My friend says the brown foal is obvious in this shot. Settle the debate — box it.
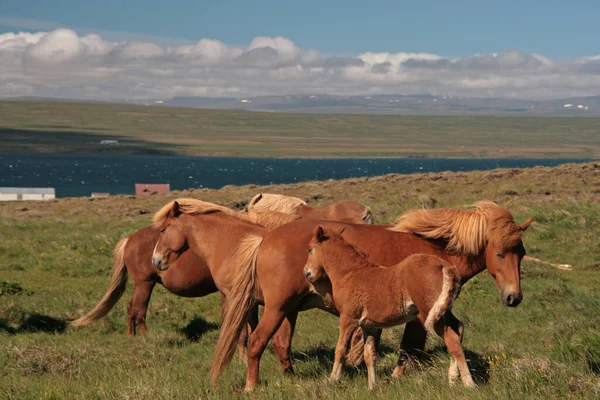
[304,226,474,389]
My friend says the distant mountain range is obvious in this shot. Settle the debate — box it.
[8,94,600,117]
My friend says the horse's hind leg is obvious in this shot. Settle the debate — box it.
[246,305,288,392]
[392,318,428,378]
[220,293,254,363]
[363,328,378,390]
[272,310,298,375]
[127,281,155,336]
[434,313,475,387]
[238,304,259,364]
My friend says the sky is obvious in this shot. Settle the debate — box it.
[1,0,600,101]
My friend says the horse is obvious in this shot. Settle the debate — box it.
[71,200,299,360]
[248,193,374,224]
[209,200,531,391]
[304,226,472,389]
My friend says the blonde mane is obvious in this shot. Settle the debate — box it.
[388,200,523,255]
[153,198,299,230]
[244,209,302,230]
[248,193,307,215]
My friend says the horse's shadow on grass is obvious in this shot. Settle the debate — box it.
[291,343,489,384]
[0,314,67,335]
[291,342,398,378]
[180,316,219,342]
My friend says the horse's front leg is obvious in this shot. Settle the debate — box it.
[245,305,288,392]
[330,314,358,382]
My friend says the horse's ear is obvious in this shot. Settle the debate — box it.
[171,201,182,218]
[315,226,328,242]
[519,217,533,231]
[250,193,262,207]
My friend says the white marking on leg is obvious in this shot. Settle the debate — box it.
[448,358,459,384]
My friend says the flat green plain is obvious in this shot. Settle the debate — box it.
[1,100,599,158]
[1,162,599,399]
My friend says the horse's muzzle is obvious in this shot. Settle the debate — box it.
[303,267,314,282]
[502,291,523,307]
[152,254,168,271]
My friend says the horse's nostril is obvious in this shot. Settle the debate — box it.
[506,294,515,306]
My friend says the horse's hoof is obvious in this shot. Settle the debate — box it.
[391,366,405,379]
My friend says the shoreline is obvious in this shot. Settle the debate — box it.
[1,152,598,161]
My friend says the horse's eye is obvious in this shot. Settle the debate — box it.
[160,228,166,234]
[307,248,313,254]
[496,252,505,259]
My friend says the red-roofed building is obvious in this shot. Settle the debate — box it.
[135,184,170,196]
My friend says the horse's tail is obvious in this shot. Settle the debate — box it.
[71,237,129,327]
[345,328,366,367]
[211,234,263,382]
[424,262,461,334]
[362,207,374,225]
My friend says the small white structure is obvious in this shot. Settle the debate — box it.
[240,99,251,103]
[0,187,55,201]
[577,105,584,109]
[100,140,119,145]
[564,104,573,108]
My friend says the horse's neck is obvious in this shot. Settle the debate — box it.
[449,252,487,283]
[296,204,313,217]
[185,215,262,262]
[323,246,375,281]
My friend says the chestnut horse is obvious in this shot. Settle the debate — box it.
[71,200,299,343]
[304,226,470,389]
[209,201,531,391]
[248,193,374,224]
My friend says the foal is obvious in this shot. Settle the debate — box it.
[303,226,475,389]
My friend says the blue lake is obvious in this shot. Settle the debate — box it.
[0,154,593,198]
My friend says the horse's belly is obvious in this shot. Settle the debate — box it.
[159,269,217,298]
[361,303,419,328]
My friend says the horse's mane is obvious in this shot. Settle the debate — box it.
[248,193,307,215]
[244,209,302,230]
[388,200,523,254]
[153,198,299,230]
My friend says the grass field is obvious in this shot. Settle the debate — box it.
[1,162,599,399]
[2,100,600,158]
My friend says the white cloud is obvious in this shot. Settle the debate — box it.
[1,29,600,100]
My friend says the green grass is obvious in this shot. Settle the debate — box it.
[1,100,600,158]
[1,162,599,399]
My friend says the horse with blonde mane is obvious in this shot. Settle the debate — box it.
[304,226,470,389]
[72,199,299,361]
[248,193,374,224]
[208,200,531,391]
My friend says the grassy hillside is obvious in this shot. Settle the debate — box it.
[2,100,600,158]
[0,162,599,399]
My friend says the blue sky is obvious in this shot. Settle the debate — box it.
[1,0,599,100]
[0,0,598,59]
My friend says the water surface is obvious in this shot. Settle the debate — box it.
[0,154,591,198]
